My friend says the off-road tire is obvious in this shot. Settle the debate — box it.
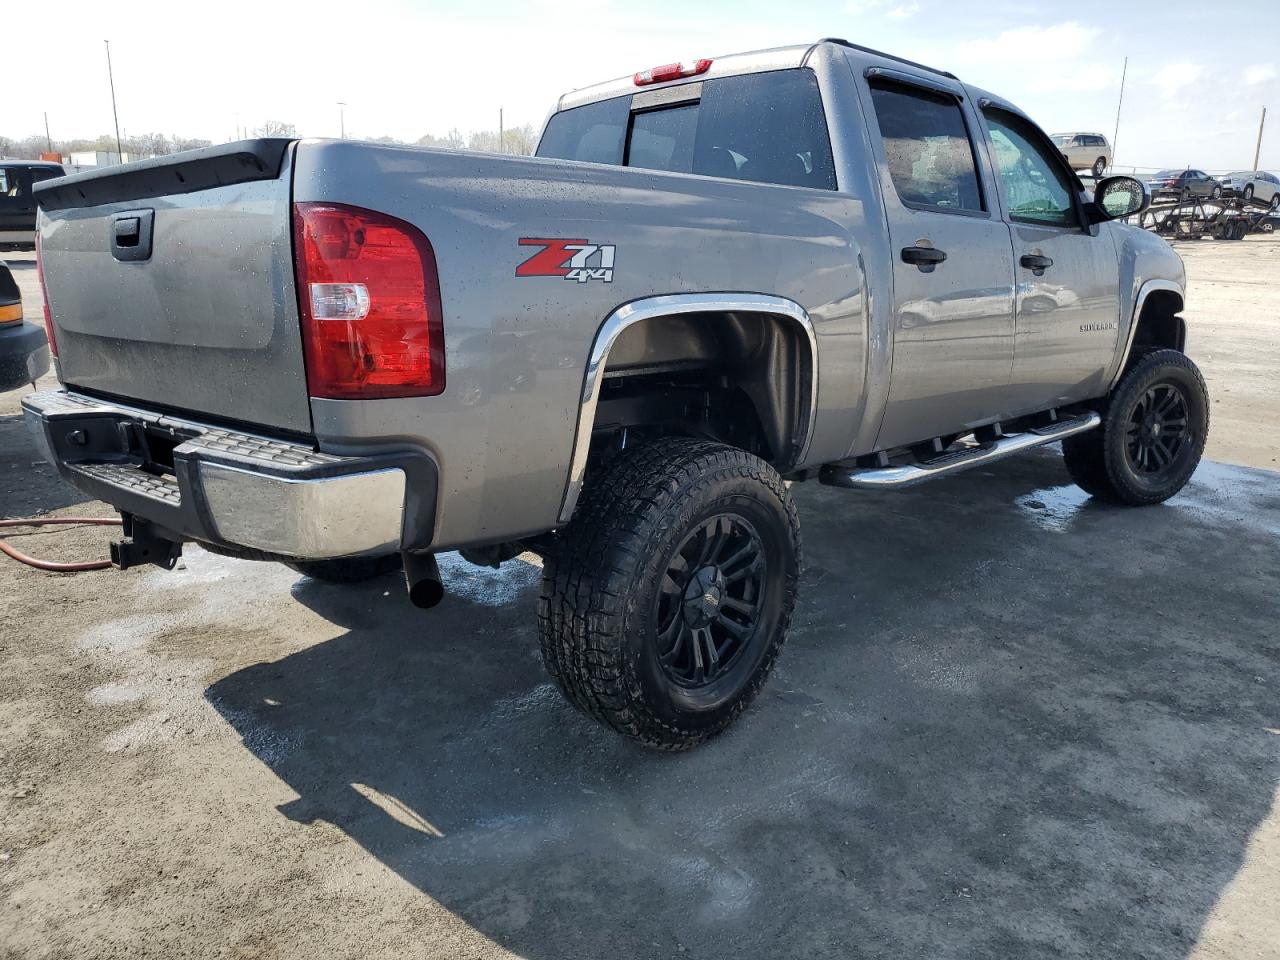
[285,554,402,583]
[1062,349,1208,505]
[538,438,801,750]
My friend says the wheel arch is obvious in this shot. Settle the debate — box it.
[1109,279,1186,390]
[557,293,818,524]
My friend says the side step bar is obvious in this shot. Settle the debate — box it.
[819,412,1101,490]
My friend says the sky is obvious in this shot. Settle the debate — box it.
[8,0,1279,173]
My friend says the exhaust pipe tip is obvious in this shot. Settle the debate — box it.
[403,551,444,609]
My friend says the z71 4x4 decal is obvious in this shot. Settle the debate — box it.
[516,238,616,283]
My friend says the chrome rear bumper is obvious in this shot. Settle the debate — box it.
[22,390,437,559]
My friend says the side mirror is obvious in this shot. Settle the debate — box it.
[1090,175,1149,222]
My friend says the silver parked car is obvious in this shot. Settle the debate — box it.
[26,39,1201,750]
[1050,132,1112,177]
[1219,170,1280,208]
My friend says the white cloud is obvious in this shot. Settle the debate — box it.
[1244,64,1277,86]
[845,0,919,20]
[1149,62,1204,95]
[955,22,1101,65]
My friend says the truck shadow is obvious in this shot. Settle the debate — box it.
[206,449,1280,959]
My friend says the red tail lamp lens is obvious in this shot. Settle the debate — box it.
[293,202,444,399]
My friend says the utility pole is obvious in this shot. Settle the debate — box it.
[338,102,347,138]
[1253,106,1267,171]
[44,112,53,153]
[105,40,123,162]
[499,107,504,153]
[1111,56,1128,167]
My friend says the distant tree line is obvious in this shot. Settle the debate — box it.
[1,121,538,160]
[0,132,214,160]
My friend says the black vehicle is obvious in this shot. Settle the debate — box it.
[1,160,66,250]
[1146,168,1223,202]
[0,260,50,391]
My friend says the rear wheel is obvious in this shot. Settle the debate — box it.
[285,553,402,583]
[1062,350,1208,505]
[1212,185,1223,199]
[1270,194,1279,211]
[538,438,800,750]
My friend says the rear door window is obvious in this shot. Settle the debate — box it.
[538,69,837,191]
[868,80,984,213]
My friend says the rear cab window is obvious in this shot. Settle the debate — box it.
[537,69,837,191]
[0,167,33,207]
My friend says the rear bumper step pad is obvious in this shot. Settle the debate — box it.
[22,389,438,559]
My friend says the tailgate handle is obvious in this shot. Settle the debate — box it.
[114,218,141,246]
[111,209,154,262]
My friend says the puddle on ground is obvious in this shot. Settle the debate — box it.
[1014,483,1092,532]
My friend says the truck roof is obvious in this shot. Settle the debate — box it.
[556,38,956,112]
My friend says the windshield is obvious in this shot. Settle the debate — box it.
[1153,170,1181,179]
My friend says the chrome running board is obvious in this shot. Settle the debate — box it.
[819,412,1101,490]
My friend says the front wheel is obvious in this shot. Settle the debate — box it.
[1062,349,1208,505]
[1243,184,1255,201]
[539,438,800,750]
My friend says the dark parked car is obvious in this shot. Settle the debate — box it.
[1,159,66,250]
[1147,169,1223,202]
[0,260,50,391]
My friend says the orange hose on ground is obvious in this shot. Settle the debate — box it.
[0,517,120,572]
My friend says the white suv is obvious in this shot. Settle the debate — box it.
[1051,133,1112,178]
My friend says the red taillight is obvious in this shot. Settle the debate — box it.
[634,58,712,86]
[293,202,444,399]
[34,231,57,357]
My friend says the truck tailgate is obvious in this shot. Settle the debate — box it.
[35,139,310,434]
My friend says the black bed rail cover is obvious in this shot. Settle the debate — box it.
[34,139,294,211]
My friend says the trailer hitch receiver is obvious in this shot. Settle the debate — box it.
[110,514,183,571]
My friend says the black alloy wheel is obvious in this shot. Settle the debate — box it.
[1062,349,1208,505]
[655,514,767,689]
[1124,382,1193,478]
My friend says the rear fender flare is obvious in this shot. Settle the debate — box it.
[557,293,818,525]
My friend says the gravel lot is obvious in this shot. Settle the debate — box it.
[1,238,1278,960]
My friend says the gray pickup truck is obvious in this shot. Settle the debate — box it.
[26,39,1205,750]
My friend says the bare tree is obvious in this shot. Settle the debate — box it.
[253,120,297,138]
[416,129,466,150]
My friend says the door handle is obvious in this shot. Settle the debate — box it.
[901,245,947,269]
[1020,253,1054,275]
